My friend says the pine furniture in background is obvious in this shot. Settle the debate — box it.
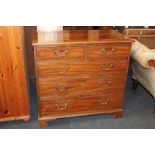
[0,26,30,122]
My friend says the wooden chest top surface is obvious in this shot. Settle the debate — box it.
[33,30,132,46]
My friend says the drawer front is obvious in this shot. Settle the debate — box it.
[38,76,125,97]
[37,60,128,77]
[39,94,123,117]
[87,44,130,59]
[35,46,85,60]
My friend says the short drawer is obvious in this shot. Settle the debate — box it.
[39,94,123,117]
[37,59,128,77]
[87,44,130,59]
[38,76,125,98]
[35,46,85,60]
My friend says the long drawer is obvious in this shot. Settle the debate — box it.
[35,46,85,60]
[87,43,130,59]
[38,76,125,98]
[37,59,128,77]
[40,93,123,117]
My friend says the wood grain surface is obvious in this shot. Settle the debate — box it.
[34,29,132,127]
[0,26,30,122]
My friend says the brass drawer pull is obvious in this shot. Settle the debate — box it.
[101,48,107,52]
[54,84,69,92]
[53,49,69,57]
[97,99,110,105]
[53,64,69,73]
[110,64,115,68]
[101,48,116,53]
[55,103,68,110]
[99,64,104,70]
[111,48,116,52]
[99,64,115,70]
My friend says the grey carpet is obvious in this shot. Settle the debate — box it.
[0,69,155,129]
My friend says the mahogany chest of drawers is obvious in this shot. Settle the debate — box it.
[33,30,132,127]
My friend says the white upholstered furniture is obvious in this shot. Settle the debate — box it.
[131,39,155,111]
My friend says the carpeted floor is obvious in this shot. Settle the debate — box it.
[0,69,155,129]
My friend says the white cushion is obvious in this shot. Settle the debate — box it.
[131,39,155,69]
